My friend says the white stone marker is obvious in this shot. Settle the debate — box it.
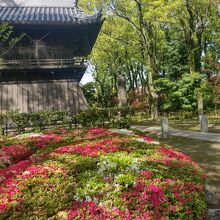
[161,117,169,138]
[200,115,209,133]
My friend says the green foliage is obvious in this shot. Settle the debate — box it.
[0,23,25,57]
[75,107,131,129]
[115,173,136,188]
[79,0,220,115]
[0,110,75,134]
[155,72,211,113]
[0,23,13,43]
[81,82,97,106]
[162,33,189,80]
[0,108,131,134]
[17,173,75,218]
[7,110,29,133]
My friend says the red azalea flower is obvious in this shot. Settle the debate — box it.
[138,134,154,143]
[0,161,67,213]
[140,170,153,179]
[30,134,62,148]
[157,146,191,161]
[1,145,32,163]
[54,138,129,156]
[87,128,119,137]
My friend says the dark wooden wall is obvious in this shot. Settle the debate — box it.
[1,27,93,61]
[0,80,88,113]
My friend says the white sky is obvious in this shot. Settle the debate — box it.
[81,65,94,85]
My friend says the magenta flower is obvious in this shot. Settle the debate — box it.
[0,145,31,165]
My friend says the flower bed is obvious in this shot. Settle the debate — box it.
[0,128,207,219]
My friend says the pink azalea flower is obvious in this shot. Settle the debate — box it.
[138,134,154,143]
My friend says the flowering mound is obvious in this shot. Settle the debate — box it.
[0,128,207,219]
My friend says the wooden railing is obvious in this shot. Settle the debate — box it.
[0,58,87,70]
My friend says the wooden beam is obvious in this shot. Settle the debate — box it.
[0,58,87,70]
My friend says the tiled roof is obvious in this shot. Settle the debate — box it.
[0,0,77,7]
[0,6,102,25]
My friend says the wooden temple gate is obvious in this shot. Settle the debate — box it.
[0,0,103,113]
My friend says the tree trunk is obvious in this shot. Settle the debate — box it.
[117,74,128,107]
[194,32,203,73]
[197,91,204,116]
[147,63,158,119]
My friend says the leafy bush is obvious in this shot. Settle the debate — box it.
[0,128,207,219]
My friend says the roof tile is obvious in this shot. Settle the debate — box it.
[0,7,102,25]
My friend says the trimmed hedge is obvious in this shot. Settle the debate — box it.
[0,107,131,134]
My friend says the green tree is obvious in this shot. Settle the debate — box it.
[79,0,220,114]
[0,22,25,57]
[81,82,97,106]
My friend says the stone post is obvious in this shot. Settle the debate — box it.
[161,117,169,138]
[200,115,209,133]
[117,74,127,107]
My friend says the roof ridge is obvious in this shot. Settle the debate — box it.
[0,0,77,8]
[0,6,80,8]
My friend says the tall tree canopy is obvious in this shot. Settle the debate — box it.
[80,0,220,116]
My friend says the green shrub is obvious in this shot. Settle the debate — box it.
[75,107,131,129]
[0,107,131,134]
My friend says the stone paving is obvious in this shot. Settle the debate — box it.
[131,125,220,143]
[206,209,220,220]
